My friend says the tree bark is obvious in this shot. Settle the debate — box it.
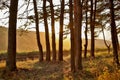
[43,0,51,61]
[74,0,83,70]
[6,0,18,71]
[49,0,57,61]
[69,0,75,72]
[84,0,88,58]
[109,0,120,65]
[58,0,65,61]
[90,0,95,58]
[33,0,44,62]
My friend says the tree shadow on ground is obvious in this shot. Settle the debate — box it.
[32,61,66,80]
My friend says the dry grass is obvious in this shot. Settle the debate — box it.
[0,60,69,80]
[0,50,120,80]
[0,27,111,53]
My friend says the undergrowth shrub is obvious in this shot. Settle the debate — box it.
[98,69,120,80]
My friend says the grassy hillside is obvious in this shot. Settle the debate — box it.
[0,27,111,52]
[0,27,8,52]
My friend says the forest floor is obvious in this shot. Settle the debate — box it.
[0,50,120,80]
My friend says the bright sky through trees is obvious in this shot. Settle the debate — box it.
[0,0,113,40]
[0,0,58,31]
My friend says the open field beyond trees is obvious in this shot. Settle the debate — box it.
[0,27,111,53]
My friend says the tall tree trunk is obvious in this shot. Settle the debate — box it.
[69,0,75,72]
[49,0,57,61]
[109,0,120,65]
[84,0,88,58]
[102,26,111,54]
[74,0,83,70]
[43,0,51,61]
[6,0,18,71]
[90,0,95,58]
[33,0,44,62]
[58,0,65,61]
